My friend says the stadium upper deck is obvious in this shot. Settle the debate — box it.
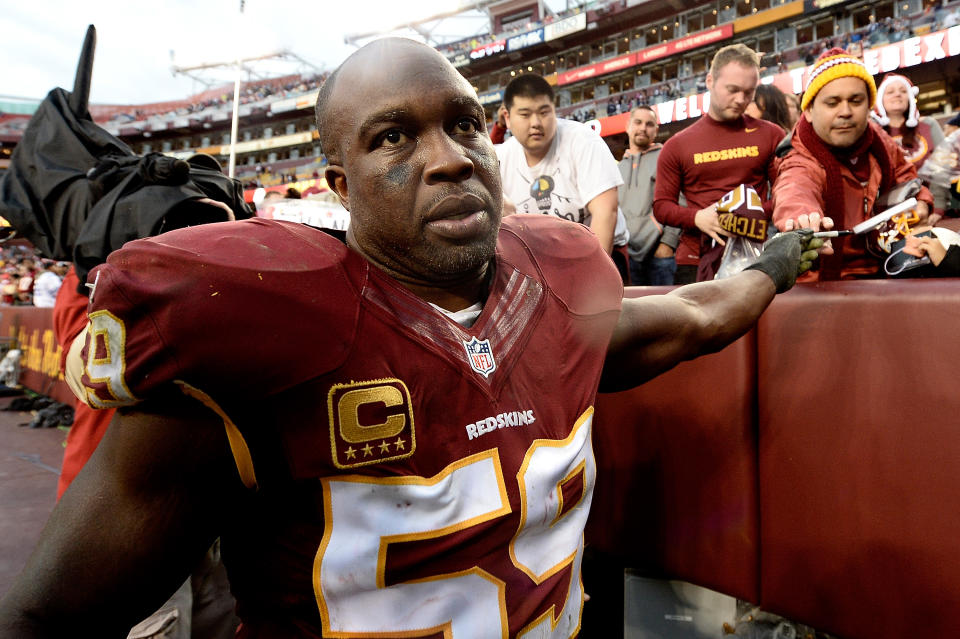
[2,0,959,192]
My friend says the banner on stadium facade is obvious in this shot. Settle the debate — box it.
[544,13,587,42]
[215,131,314,156]
[470,39,506,60]
[478,90,504,107]
[557,25,733,87]
[271,90,320,114]
[592,24,960,137]
[636,24,734,64]
[507,28,545,52]
[558,52,637,86]
[766,24,960,94]
[452,53,470,68]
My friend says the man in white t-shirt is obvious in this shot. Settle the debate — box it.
[32,260,68,307]
[496,73,622,255]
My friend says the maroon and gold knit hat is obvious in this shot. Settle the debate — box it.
[801,47,877,111]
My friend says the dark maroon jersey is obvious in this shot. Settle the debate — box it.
[80,215,622,638]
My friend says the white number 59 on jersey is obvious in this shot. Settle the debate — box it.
[82,310,138,409]
[314,410,596,638]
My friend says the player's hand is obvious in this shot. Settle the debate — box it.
[782,212,834,256]
[744,230,806,293]
[914,200,930,225]
[694,202,728,246]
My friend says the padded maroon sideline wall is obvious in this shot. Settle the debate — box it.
[589,285,760,603]
[757,280,960,638]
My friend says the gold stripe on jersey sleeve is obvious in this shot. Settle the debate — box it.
[175,380,258,491]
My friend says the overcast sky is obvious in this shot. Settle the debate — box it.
[2,0,487,105]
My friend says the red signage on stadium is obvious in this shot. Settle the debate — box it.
[636,24,734,64]
[558,52,637,86]
[591,93,710,137]
[557,25,734,87]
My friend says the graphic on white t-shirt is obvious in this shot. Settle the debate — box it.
[521,172,587,224]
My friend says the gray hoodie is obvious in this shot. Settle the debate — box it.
[617,144,680,260]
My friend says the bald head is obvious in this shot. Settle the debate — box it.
[313,36,500,294]
[316,38,471,164]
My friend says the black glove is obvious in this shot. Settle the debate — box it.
[745,229,818,293]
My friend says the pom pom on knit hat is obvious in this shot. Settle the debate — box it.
[801,47,877,111]
[872,73,919,128]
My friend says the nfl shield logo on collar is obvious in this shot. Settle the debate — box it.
[463,336,497,378]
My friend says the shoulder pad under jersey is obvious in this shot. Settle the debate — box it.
[497,214,623,317]
[80,218,361,408]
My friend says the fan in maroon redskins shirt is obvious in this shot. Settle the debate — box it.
[653,43,784,283]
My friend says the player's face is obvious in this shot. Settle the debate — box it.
[506,94,557,160]
[805,77,871,148]
[326,45,502,285]
[882,82,909,117]
[626,109,658,151]
[706,62,759,121]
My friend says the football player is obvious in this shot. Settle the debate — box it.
[0,39,812,638]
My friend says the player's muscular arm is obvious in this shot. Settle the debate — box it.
[586,187,618,254]
[0,393,245,638]
[599,269,776,392]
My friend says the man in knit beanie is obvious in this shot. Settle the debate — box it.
[772,48,933,280]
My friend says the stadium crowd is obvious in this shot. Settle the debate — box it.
[0,246,66,307]
[104,72,331,125]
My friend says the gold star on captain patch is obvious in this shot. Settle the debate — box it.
[362,443,374,457]
[379,440,391,453]
[344,446,356,460]
[394,437,406,450]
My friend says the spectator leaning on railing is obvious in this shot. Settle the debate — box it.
[772,48,934,280]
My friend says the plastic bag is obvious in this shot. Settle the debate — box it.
[712,184,769,279]
[715,236,765,279]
